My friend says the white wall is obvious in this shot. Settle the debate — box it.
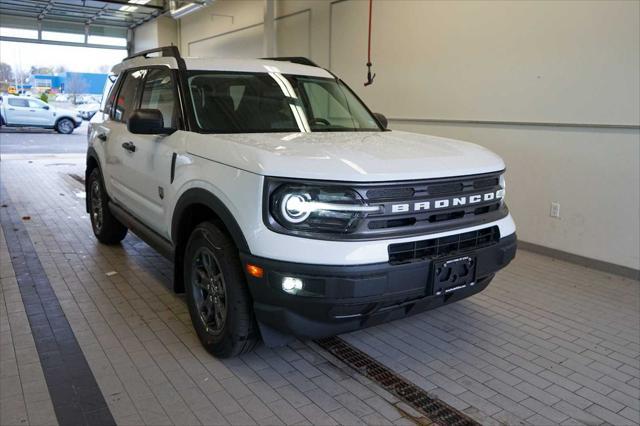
[166,0,640,270]
[133,17,178,53]
[329,0,639,126]
[133,19,157,53]
[178,0,312,59]
[179,0,265,56]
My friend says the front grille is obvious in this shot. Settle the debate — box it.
[352,170,507,238]
[388,226,500,264]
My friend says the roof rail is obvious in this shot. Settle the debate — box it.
[125,45,182,62]
[262,57,319,67]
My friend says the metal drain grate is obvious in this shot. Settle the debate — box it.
[315,336,480,426]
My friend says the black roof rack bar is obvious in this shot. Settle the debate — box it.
[262,57,319,67]
[125,45,182,62]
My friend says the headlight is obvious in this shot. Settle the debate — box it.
[267,181,381,235]
[498,173,506,200]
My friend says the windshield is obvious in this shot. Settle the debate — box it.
[187,71,381,133]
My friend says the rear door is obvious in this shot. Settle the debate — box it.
[4,98,31,124]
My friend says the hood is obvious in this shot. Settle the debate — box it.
[186,130,505,182]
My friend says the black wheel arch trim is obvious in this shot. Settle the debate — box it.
[171,188,250,253]
[85,147,103,213]
[171,188,249,294]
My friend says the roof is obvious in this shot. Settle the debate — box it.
[4,95,36,100]
[113,56,334,79]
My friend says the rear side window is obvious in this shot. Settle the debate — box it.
[112,69,146,123]
[140,68,177,128]
[8,98,28,107]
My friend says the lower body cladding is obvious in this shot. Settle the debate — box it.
[241,233,517,345]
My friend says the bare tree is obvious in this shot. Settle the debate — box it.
[30,66,54,75]
[64,74,88,104]
[0,62,12,83]
[13,68,30,87]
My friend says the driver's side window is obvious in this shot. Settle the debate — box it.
[140,68,177,128]
[112,69,147,123]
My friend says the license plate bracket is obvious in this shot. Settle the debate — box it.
[432,255,477,296]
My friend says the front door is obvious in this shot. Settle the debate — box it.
[103,69,148,216]
[27,99,54,126]
[120,68,182,235]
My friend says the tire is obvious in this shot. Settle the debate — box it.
[87,168,128,244]
[184,221,258,358]
[56,118,75,134]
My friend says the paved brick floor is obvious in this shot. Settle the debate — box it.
[0,154,638,426]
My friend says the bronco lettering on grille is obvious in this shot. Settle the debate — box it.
[390,189,504,214]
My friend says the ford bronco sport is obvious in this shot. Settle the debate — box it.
[86,47,516,358]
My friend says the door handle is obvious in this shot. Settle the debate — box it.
[97,133,107,141]
[122,141,136,153]
[8,108,15,111]
[29,109,36,112]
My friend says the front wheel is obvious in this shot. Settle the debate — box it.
[56,118,75,134]
[87,168,128,244]
[184,221,258,358]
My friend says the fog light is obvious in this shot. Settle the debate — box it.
[282,277,303,294]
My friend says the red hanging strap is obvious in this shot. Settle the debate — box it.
[365,0,375,86]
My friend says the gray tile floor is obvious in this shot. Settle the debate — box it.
[1,154,638,426]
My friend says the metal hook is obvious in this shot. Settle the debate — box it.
[365,62,376,86]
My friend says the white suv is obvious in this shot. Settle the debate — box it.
[86,47,516,357]
[0,95,82,133]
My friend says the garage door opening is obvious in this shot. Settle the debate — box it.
[0,40,126,153]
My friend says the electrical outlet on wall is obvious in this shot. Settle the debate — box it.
[550,202,561,218]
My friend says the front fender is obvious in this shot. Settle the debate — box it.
[171,187,249,252]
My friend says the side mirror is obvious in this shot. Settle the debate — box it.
[374,112,388,129]
[128,109,173,135]
[43,105,50,110]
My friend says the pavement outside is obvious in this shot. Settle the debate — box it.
[0,122,89,155]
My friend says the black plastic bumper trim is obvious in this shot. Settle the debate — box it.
[242,233,517,339]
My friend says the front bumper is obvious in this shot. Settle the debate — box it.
[241,233,517,340]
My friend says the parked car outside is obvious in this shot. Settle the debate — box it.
[0,95,82,133]
[77,102,101,120]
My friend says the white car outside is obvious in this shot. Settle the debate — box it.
[77,102,101,120]
[0,95,82,133]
